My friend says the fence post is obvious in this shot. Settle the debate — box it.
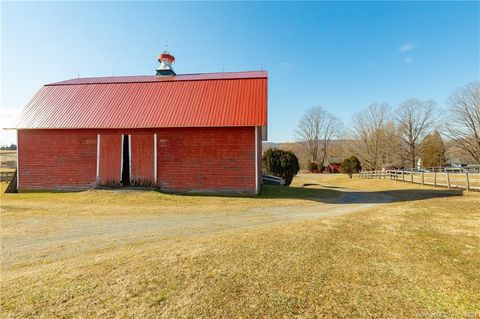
[410,171,414,183]
[466,172,470,191]
[446,172,451,189]
[434,172,437,187]
[402,171,405,182]
[421,172,424,185]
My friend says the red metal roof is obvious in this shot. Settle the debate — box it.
[15,71,267,129]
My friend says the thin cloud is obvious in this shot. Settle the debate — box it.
[404,56,414,63]
[399,42,417,53]
[279,62,291,69]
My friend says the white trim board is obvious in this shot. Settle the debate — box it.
[255,126,258,193]
[154,133,158,185]
[128,134,132,184]
[120,135,124,182]
[16,130,19,190]
[96,134,100,184]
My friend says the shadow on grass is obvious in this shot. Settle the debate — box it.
[299,183,345,189]
[5,182,462,206]
[258,185,463,204]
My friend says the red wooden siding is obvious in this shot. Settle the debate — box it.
[130,134,155,186]
[156,127,256,193]
[98,134,122,186]
[17,127,258,193]
[256,126,262,192]
[17,129,97,190]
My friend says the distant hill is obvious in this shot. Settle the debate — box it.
[263,138,478,169]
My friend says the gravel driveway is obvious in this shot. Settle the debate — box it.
[1,186,392,271]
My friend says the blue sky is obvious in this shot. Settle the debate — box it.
[1,1,479,144]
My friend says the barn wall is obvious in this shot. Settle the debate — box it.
[256,126,263,193]
[156,127,256,194]
[17,127,258,194]
[17,129,97,190]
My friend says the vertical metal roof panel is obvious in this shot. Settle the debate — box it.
[15,71,267,129]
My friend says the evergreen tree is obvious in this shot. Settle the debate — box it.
[340,156,362,178]
[419,131,446,168]
[262,149,300,186]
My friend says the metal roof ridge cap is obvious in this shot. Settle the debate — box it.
[44,70,267,85]
[44,76,268,86]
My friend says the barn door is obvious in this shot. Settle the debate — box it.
[129,133,156,187]
[97,134,122,187]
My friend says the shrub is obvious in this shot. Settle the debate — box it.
[318,162,325,173]
[340,156,362,178]
[307,161,319,172]
[262,149,300,186]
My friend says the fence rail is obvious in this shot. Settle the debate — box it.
[358,170,480,191]
[0,171,15,182]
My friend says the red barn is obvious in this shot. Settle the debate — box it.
[13,54,267,194]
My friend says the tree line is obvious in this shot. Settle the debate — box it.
[0,144,17,151]
[295,82,480,170]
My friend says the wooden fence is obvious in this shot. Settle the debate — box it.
[358,170,480,191]
[0,171,15,182]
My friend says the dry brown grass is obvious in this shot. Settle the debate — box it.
[0,150,16,172]
[1,174,479,318]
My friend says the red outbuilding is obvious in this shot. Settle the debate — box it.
[13,53,268,194]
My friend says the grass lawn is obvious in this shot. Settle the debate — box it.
[0,150,16,173]
[1,174,479,318]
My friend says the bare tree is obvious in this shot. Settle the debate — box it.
[350,103,390,170]
[295,106,343,167]
[381,121,405,168]
[395,98,437,169]
[445,82,480,163]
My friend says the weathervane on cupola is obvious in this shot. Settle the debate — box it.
[156,42,176,76]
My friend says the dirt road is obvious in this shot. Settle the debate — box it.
[1,186,393,271]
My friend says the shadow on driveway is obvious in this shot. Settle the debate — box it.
[257,185,463,204]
